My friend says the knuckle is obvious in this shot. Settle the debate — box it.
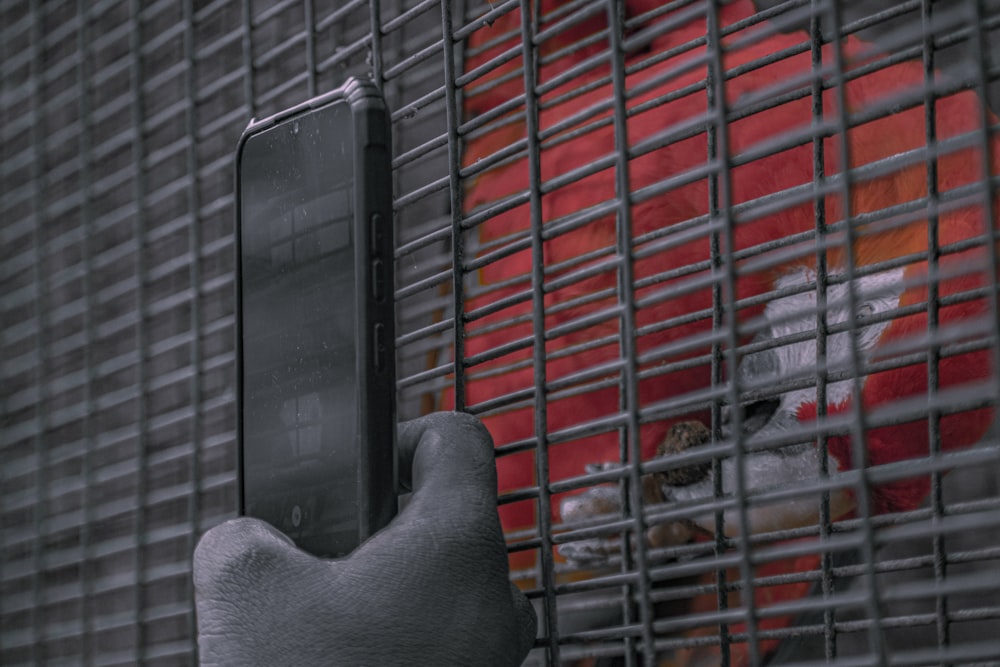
[439,410,495,448]
[193,518,295,595]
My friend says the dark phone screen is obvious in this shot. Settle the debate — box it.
[239,101,360,555]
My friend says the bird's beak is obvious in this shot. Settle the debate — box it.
[722,337,794,439]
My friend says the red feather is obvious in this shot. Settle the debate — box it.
[450,1,998,663]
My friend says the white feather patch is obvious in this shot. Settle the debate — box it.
[764,266,906,414]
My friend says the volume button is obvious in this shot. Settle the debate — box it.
[371,258,385,302]
[372,323,385,372]
[370,213,383,256]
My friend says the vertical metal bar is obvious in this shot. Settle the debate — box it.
[372,0,395,325]
[454,0,467,105]
[242,0,256,117]
[604,0,655,664]
[919,0,949,657]
[439,0,466,411]
[129,0,150,660]
[77,1,96,663]
[705,4,732,661]
[809,2,836,659]
[28,0,47,662]
[517,1,560,662]
[182,0,203,661]
[608,15,640,656]
[824,0,889,661]
[0,4,5,645]
[368,0,384,86]
[968,30,1000,667]
[305,0,317,98]
[704,2,759,664]
[971,0,1000,418]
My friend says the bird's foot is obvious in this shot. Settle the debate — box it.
[557,421,713,569]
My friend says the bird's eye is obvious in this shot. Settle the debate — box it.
[856,303,875,320]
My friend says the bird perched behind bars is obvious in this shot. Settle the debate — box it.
[450,1,999,664]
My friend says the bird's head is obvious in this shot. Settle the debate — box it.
[725,264,907,441]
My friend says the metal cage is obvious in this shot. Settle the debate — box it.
[2,0,1000,665]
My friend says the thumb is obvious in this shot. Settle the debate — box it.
[510,582,539,661]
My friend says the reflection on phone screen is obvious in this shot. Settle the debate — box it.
[239,101,361,556]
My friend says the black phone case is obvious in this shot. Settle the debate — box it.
[234,78,396,556]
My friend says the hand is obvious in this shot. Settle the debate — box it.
[193,412,537,666]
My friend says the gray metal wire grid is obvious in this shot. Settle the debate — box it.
[2,1,1000,666]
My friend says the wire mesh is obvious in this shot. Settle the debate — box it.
[2,1,1000,666]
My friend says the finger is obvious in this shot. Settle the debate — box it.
[510,582,539,663]
[347,411,506,584]
[396,411,499,515]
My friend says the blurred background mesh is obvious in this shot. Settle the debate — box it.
[2,1,1000,666]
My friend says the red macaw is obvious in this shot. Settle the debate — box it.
[448,1,998,664]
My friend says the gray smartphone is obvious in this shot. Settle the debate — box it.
[235,78,396,557]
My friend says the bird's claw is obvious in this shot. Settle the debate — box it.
[557,472,700,570]
[558,422,716,569]
[557,535,624,568]
[558,484,623,569]
[583,462,620,475]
